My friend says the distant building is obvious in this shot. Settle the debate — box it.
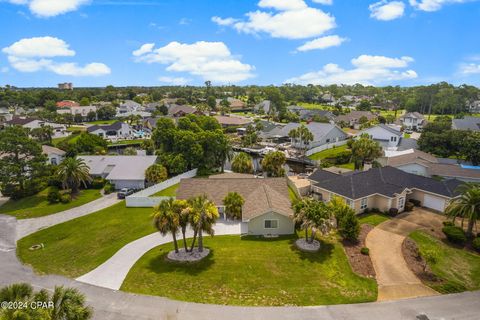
[56,100,79,108]
[452,116,480,132]
[213,115,252,128]
[398,112,426,131]
[87,122,133,139]
[57,106,97,120]
[58,83,73,90]
[4,117,69,138]
[216,97,246,111]
[335,111,376,129]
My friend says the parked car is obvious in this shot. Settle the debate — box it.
[117,188,135,199]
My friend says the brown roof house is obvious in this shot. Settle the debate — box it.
[177,175,294,236]
[336,111,377,129]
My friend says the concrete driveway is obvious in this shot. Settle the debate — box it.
[366,209,445,301]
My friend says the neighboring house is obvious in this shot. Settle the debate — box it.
[336,111,376,129]
[56,100,79,108]
[145,102,162,113]
[467,100,480,113]
[452,116,480,132]
[216,98,246,111]
[398,112,426,131]
[213,115,252,128]
[167,104,202,117]
[358,124,403,149]
[42,145,66,165]
[0,107,12,122]
[79,155,158,189]
[87,122,133,138]
[286,106,336,122]
[4,117,69,138]
[116,110,152,119]
[379,149,480,182]
[57,106,98,119]
[309,166,463,213]
[142,117,161,130]
[176,175,294,236]
[254,100,272,114]
[118,100,142,114]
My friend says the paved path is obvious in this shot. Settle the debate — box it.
[76,221,241,290]
[366,209,444,301]
[16,193,121,240]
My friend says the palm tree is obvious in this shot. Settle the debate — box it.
[231,152,254,174]
[445,183,480,237]
[223,192,244,220]
[56,157,92,195]
[351,133,383,170]
[293,198,333,244]
[289,125,314,160]
[187,195,219,252]
[153,198,181,253]
[50,286,92,320]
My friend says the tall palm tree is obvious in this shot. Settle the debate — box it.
[153,198,181,253]
[231,152,254,174]
[50,286,92,320]
[56,157,92,195]
[293,198,333,244]
[223,192,244,220]
[446,183,480,237]
[187,195,219,252]
[351,133,382,170]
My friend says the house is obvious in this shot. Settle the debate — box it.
[286,106,336,122]
[398,112,426,131]
[57,106,97,120]
[452,116,480,132]
[309,166,463,213]
[4,117,69,138]
[336,111,376,129]
[42,145,66,165]
[0,107,12,122]
[167,104,203,117]
[468,100,480,113]
[87,122,133,139]
[379,149,480,183]
[79,155,158,189]
[254,100,272,114]
[142,117,161,130]
[118,100,142,114]
[213,115,252,128]
[56,100,79,108]
[358,124,403,149]
[216,98,246,111]
[176,175,294,236]
[58,83,73,90]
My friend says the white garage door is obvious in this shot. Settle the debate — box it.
[423,194,446,212]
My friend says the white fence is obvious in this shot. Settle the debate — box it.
[305,140,348,157]
[125,169,197,208]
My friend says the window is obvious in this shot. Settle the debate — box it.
[390,136,397,142]
[51,158,57,165]
[264,220,278,229]
[326,138,330,143]
[345,198,354,209]
[360,198,368,210]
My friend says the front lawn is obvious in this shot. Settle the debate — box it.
[121,235,377,306]
[87,119,118,125]
[337,162,355,170]
[409,231,480,294]
[17,202,155,277]
[297,103,334,111]
[308,144,349,161]
[0,188,102,219]
[151,184,179,197]
[358,213,390,226]
[108,139,145,146]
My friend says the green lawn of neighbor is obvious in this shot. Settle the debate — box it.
[17,202,155,277]
[87,119,118,125]
[337,163,355,170]
[151,184,179,197]
[288,186,299,202]
[297,103,334,111]
[0,188,102,219]
[121,234,377,306]
[52,133,80,147]
[108,139,145,146]
[358,213,390,226]
[409,231,480,294]
[308,144,349,161]
[404,133,411,139]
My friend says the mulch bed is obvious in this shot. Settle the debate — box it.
[402,237,440,283]
[342,224,376,278]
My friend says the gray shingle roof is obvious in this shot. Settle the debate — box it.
[79,155,157,181]
[87,121,125,133]
[452,117,480,131]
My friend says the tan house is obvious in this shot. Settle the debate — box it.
[176,175,294,236]
[309,166,462,213]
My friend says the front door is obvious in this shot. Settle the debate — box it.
[398,197,405,212]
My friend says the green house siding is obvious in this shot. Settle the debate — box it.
[247,211,294,236]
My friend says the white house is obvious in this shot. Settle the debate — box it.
[5,117,69,138]
[57,106,97,120]
[358,124,402,149]
[42,145,66,165]
[398,112,426,131]
[87,122,133,139]
[118,100,142,115]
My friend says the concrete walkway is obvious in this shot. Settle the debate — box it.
[76,221,241,290]
[366,209,444,301]
[16,193,121,240]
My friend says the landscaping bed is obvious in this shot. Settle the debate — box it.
[402,237,439,283]
[121,235,377,306]
[342,224,376,278]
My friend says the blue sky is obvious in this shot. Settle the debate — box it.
[0,0,479,87]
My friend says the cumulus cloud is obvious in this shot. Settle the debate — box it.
[369,1,405,20]
[409,0,477,11]
[158,76,190,85]
[296,35,346,52]
[133,41,255,83]
[8,0,90,17]
[212,0,336,40]
[2,36,110,76]
[459,63,480,75]
[132,43,155,57]
[285,54,417,85]
[312,0,333,4]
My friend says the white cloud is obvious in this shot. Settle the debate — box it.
[211,16,239,26]
[212,0,336,40]
[158,76,190,85]
[312,0,333,4]
[133,41,255,83]
[409,0,477,11]
[296,35,346,52]
[285,54,418,85]
[132,43,155,57]
[3,36,110,76]
[459,63,480,75]
[369,1,405,20]
[8,0,90,17]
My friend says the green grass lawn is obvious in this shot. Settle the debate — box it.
[107,139,145,146]
[151,184,179,197]
[52,133,80,147]
[409,231,480,294]
[288,186,299,202]
[297,103,335,111]
[17,202,155,277]
[87,119,118,125]
[358,213,390,226]
[404,133,411,139]
[308,144,349,161]
[121,235,377,306]
[337,163,355,170]
[0,188,102,219]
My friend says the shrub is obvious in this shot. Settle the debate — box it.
[443,221,454,227]
[91,177,105,189]
[371,207,380,213]
[405,201,414,212]
[337,210,360,242]
[360,247,369,255]
[47,188,60,204]
[442,226,467,245]
[104,183,115,194]
[472,238,480,252]
[363,208,371,214]
[333,151,352,165]
[421,248,439,265]
[60,194,72,204]
[389,208,399,217]
[409,199,421,207]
